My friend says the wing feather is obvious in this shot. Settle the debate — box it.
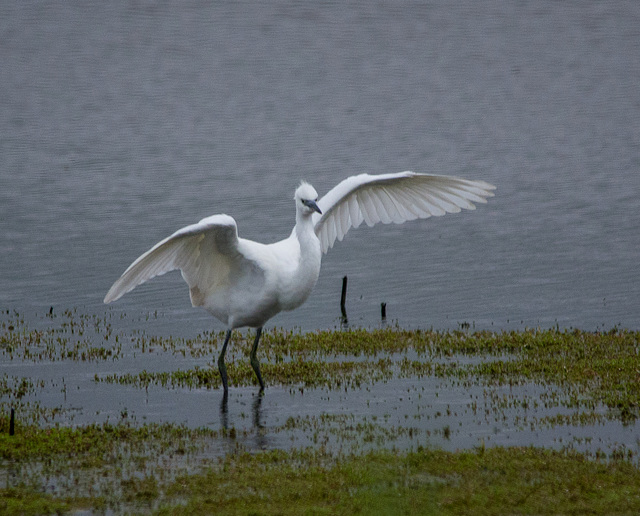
[392,187,425,219]
[364,188,386,226]
[348,195,363,228]
[337,202,349,239]
[104,214,249,305]
[424,189,460,214]
[313,172,495,253]
[359,188,382,225]
[327,211,337,248]
[375,188,398,224]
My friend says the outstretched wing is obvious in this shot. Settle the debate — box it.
[313,172,495,254]
[104,214,253,306]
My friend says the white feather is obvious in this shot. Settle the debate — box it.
[104,214,245,304]
[105,173,495,326]
[104,171,494,391]
[313,172,495,253]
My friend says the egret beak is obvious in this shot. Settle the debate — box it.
[303,199,322,214]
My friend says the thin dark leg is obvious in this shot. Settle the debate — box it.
[220,390,229,426]
[250,327,264,392]
[218,329,232,393]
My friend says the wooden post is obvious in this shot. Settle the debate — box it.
[9,408,15,436]
[340,276,348,319]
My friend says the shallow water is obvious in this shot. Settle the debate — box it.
[9,354,640,460]
[1,1,639,333]
[3,312,638,461]
[1,2,640,473]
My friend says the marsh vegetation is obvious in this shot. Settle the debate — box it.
[1,310,639,513]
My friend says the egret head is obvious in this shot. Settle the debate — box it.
[294,182,322,216]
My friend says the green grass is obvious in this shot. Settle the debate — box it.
[3,425,640,515]
[155,446,640,515]
[2,313,640,513]
[91,327,640,419]
[0,421,216,514]
[0,487,85,516]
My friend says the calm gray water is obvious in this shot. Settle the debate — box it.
[1,1,639,333]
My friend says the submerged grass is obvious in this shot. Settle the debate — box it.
[97,356,394,391]
[2,312,640,513]
[0,419,218,514]
[3,425,640,515]
[156,446,640,515]
[0,419,214,464]
[91,326,640,420]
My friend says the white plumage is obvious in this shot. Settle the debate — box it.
[313,172,494,253]
[104,171,495,393]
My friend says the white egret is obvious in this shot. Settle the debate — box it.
[104,172,495,392]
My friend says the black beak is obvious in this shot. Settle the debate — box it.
[303,199,322,214]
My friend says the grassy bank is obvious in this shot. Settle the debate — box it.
[2,423,640,515]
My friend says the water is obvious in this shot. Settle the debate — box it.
[1,1,639,333]
[4,315,639,459]
[1,2,640,463]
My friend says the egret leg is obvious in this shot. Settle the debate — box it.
[250,327,265,392]
[218,330,232,393]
